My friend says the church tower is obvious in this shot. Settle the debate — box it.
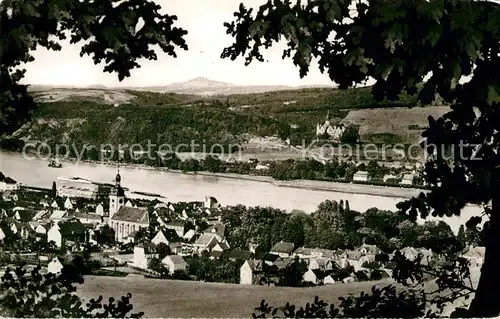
[109,165,125,220]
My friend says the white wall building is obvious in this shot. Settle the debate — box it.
[57,176,100,199]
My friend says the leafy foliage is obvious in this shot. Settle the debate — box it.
[223,0,500,316]
[0,262,143,317]
[0,0,188,134]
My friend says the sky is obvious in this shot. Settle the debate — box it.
[21,0,335,88]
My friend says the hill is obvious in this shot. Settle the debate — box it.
[28,76,333,96]
[10,80,441,155]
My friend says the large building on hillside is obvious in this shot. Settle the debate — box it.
[316,111,346,142]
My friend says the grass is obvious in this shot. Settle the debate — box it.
[78,275,393,317]
[342,106,449,144]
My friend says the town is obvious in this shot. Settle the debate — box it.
[0,169,483,289]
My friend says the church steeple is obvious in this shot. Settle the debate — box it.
[109,164,125,220]
[326,110,330,121]
[115,163,121,188]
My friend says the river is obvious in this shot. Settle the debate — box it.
[0,151,481,233]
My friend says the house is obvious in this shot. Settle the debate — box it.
[353,171,369,182]
[262,253,287,269]
[154,202,168,210]
[202,223,225,241]
[95,203,105,216]
[125,200,133,208]
[164,222,185,238]
[270,241,295,258]
[204,196,220,209]
[183,229,195,241]
[418,248,434,265]
[133,242,158,269]
[0,180,19,191]
[47,221,86,247]
[193,233,221,253]
[240,259,264,285]
[294,247,335,260]
[0,227,5,241]
[72,212,104,225]
[255,163,270,171]
[400,173,415,186]
[40,199,49,208]
[211,241,230,253]
[50,210,67,222]
[123,231,137,244]
[64,198,74,210]
[308,258,334,271]
[51,200,60,209]
[151,210,166,226]
[357,244,383,256]
[109,206,149,242]
[461,246,485,268]
[383,174,399,183]
[32,210,50,221]
[161,255,187,275]
[400,247,419,261]
[324,275,336,285]
[169,242,183,255]
[2,191,18,202]
[337,250,362,269]
[10,222,31,238]
[228,250,253,262]
[303,269,327,285]
[47,257,64,274]
[152,229,173,246]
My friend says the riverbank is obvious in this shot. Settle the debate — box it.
[52,156,425,199]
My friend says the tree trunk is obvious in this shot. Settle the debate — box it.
[468,172,500,317]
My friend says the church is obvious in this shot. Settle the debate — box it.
[108,168,149,242]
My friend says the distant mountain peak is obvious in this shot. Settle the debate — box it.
[165,76,235,90]
[188,76,211,82]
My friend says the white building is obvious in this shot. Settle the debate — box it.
[165,222,185,238]
[316,111,346,142]
[152,229,171,246]
[95,203,105,216]
[240,259,263,285]
[161,255,187,275]
[48,257,64,274]
[353,171,369,182]
[0,181,19,191]
[204,196,219,209]
[64,198,74,210]
[47,224,62,247]
[57,176,100,199]
[400,173,415,186]
[133,243,157,269]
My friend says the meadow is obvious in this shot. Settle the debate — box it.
[78,275,392,317]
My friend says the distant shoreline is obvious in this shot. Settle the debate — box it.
[0,150,423,199]
[50,157,424,199]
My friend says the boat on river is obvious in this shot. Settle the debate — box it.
[48,158,62,168]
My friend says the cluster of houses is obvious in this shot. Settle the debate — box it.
[0,170,487,283]
[0,170,226,275]
[240,242,485,286]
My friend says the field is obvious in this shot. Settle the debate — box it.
[77,276,392,317]
[342,106,449,144]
